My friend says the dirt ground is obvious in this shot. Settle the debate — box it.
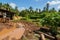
[0,22,25,40]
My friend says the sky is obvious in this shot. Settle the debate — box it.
[0,0,60,11]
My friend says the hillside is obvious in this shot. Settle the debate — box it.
[0,2,60,40]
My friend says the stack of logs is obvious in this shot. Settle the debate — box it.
[34,27,59,40]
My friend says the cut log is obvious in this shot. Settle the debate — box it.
[34,31,55,40]
[40,33,46,40]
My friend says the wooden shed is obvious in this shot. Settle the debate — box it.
[0,9,15,20]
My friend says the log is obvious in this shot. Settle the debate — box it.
[34,31,55,40]
[40,33,46,40]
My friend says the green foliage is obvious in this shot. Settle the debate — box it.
[39,12,60,35]
[40,12,60,27]
[20,17,27,20]
[14,6,20,16]
[19,4,60,35]
[0,2,20,16]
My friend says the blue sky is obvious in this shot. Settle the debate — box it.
[0,0,60,11]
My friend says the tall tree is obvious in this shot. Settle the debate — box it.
[36,8,38,12]
[46,3,49,11]
[49,8,56,13]
[43,7,46,12]
[58,9,60,12]
[52,8,56,12]
[29,6,33,12]
[39,9,41,13]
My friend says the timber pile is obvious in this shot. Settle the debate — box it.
[34,31,55,40]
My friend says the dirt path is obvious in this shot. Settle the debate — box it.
[0,23,25,40]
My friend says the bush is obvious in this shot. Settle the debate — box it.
[20,17,27,20]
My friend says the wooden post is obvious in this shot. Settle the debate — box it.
[3,12,6,23]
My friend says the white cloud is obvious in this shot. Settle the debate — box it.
[58,5,60,9]
[47,0,60,5]
[18,7,26,11]
[9,3,16,9]
[21,7,26,10]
